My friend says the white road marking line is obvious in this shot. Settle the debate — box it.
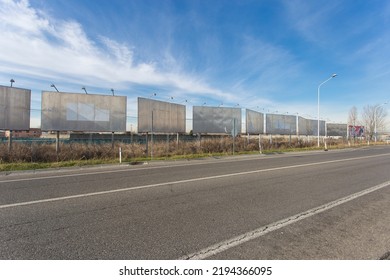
[0,151,315,183]
[181,180,390,260]
[0,156,276,183]
[0,153,389,209]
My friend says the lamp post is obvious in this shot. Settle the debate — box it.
[10,79,15,87]
[317,74,337,147]
[374,102,388,142]
[82,87,88,94]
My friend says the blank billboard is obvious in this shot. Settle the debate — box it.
[193,106,241,134]
[41,91,126,132]
[138,97,186,133]
[0,85,31,130]
[266,114,297,135]
[298,117,325,136]
[246,109,264,134]
[327,123,347,137]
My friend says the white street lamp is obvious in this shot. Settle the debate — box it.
[374,102,388,142]
[317,74,337,147]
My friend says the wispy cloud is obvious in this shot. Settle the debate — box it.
[0,0,237,101]
[3,0,387,130]
[281,0,341,45]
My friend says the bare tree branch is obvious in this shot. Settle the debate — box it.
[361,104,388,139]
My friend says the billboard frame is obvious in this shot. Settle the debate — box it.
[193,106,242,134]
[0,85,31,131]
[246,109,264,135]
[137,97,186,133]
[41,91,127,132]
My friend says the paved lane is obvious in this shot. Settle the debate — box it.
[0,146,389,259]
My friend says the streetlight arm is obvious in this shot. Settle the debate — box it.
[317,74,337,116]
[318,78,330,90]
[318,74,336,90]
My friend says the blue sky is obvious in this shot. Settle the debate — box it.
[0,0,389,131]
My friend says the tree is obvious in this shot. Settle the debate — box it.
[361,104,388,140]
[348,106,358,126]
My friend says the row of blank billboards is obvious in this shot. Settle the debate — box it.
[0,86,349,136]
[246,110,335,136]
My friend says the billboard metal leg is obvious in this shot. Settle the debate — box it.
[145,133,148,157]
[166,134,169,154]
[151,132,154,160]
[8,130,12,152]
[259,134,262,154]
[111,132,114,149]
[56,131,60,155]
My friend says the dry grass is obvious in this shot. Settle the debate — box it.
[0,136,371,167]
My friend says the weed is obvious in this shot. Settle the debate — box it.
[0,137,375,171]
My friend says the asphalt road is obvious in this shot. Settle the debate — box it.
[0,146,389,259]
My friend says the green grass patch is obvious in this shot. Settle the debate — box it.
[0,159,120,172]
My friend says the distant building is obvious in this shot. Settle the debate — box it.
[40,131,69,139]
[5,128,42,138]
